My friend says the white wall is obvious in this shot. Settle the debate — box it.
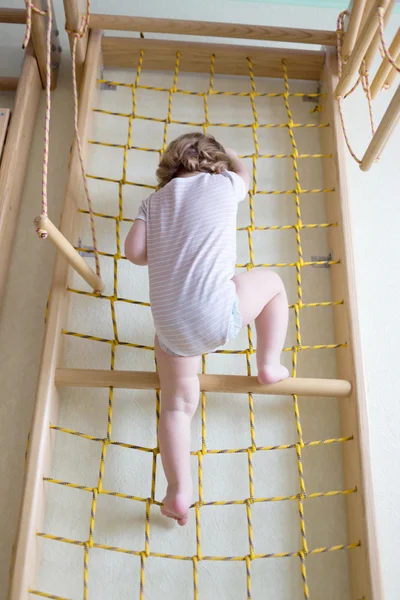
[0,1,399,598]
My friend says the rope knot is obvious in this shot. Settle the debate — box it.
[36,228,48,239]
[66,14,90,40]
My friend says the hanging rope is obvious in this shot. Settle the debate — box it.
[65,0,101,281]
[22,2,47,50]
[23,1,53,236]
[336,5,400,165]
[377,7,400,73]
[23,0,101,282]
[336,10,377,164]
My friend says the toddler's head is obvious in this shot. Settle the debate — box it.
[156,133,230,187]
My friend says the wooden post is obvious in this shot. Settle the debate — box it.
[0,109,11,159]
[370,27,400,97]
[64,0,89,88]
[34,215,104,292]
[335,0,390,98]
[8,31,102,600]
[360,82,400,170]
[320,48,382,599]
[342,0,368,60]
[30,0,61,90]
[363,0,396,72]
[0,43,41,318]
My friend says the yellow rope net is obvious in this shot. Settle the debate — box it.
[29,51,361,600]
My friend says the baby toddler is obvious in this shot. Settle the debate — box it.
[125,133,289,525]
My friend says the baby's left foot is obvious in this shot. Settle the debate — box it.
[161,484,191,526]
[258,364,289,385]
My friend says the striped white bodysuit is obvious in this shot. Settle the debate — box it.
[136,170,246,356]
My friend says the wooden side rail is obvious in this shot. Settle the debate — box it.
[8,31,103,600]
[55,368,352,397]
[0,43,41,317]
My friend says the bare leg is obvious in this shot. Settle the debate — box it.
[233,269,289,384]
[155,336,200,526]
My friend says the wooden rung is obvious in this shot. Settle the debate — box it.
[55,368,352,397]
[0,77,19,92]
[385,52,400,89]
[0,109,11,161]
[89,13,336,46]
[335,0,391,98]
[0,8,26,24]
[363,0,396,72]
[342,0,368,59]
[34,216,104,293]
[370,27,400,98]
[360,82,400,170]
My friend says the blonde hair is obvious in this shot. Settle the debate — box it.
[156,132,230,188]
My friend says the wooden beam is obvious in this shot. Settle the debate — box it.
[0,43,41,318]
[0,7,26,24]
[8,31,102,600]
[360,82,400,170]
[0,76,19,91]
[320,48,381,600]
[55,368,352,397]
[0,109,11,160]
[102,36,325,81]
[64,0,89,88]
[90,13,336,46]
[335,0,390,98]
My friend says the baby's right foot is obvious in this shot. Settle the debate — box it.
[258,364,289,385]
[161,484,191,526]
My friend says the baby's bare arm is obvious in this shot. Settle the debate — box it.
[225,148,250,192]
[125,220,148,266]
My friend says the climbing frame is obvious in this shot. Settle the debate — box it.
[9,8,380,600]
